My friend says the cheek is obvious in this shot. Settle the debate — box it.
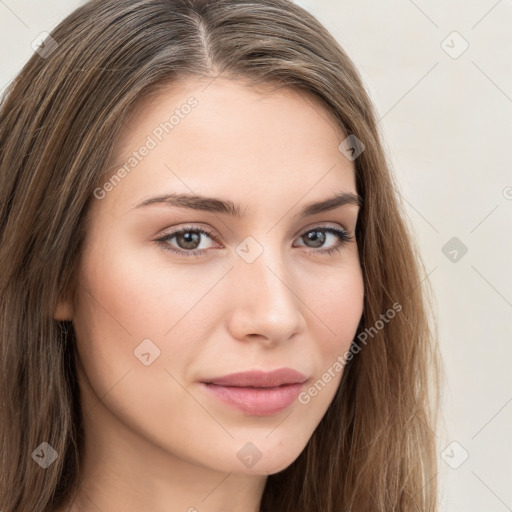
[286,256,364,411]
[71,243,222,453]
[305,258,364,350]
[307,263,363,390]
[71,238,229,396]
[75,233,216,337]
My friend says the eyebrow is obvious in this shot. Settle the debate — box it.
[129,190,362,219]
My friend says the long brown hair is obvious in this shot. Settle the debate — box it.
[0,0,440,510]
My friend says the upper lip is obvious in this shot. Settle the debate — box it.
[202,368,308,388]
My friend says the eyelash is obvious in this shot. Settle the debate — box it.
[154,224,354,258]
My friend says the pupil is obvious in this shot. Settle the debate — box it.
[306,230,325,248]
[179,231,199,249]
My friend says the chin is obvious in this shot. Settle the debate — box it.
[239,445,304,476]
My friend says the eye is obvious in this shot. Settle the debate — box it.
[155,225,218,258]
[154,224,354,258]
[294,226,354,256]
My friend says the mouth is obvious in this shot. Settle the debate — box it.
[200,382,306,416]
[199,368,309,416]
[202,368,308,388]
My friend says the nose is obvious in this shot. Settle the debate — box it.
[225,246,306,347]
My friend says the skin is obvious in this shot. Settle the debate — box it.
[53,77,365,512]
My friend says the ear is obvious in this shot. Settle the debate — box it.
[53,288,75,321]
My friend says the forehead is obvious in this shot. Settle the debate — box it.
[98,77,356,214]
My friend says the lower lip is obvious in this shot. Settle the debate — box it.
[200,382,304,416]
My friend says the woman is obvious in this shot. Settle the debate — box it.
[0,0,439,510]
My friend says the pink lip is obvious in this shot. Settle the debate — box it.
[200,368,308,416]
[203,368,308,387]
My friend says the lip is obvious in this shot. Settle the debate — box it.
[202,368,308,387]
[200,368,308,416]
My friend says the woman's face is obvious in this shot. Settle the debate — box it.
[58,78,364,477]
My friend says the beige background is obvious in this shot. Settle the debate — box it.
[1,0,511,510]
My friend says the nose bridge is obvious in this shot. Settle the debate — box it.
[226,236,305,343]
